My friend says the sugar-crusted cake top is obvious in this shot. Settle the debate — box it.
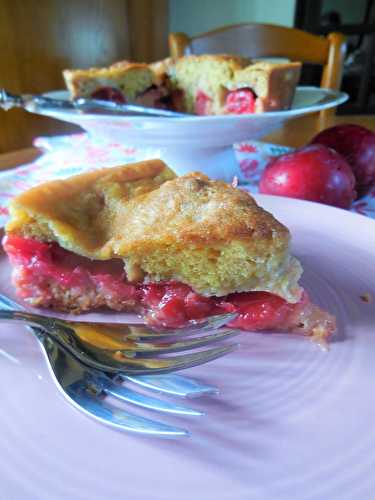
[6,160,302,301]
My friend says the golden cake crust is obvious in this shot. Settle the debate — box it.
[6,162,302,301]
[233,61,302,111]
[115,173,287,246]
[174,54,249,69]
[63,61,150,79]
[7,160,176,253]
[63,61,154,99]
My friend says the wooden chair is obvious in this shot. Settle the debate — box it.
[169,23,346,93]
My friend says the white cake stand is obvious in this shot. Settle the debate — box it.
[43,87,348,182]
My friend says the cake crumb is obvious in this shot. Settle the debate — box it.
[311,326,330,352]
[360,292,372,303]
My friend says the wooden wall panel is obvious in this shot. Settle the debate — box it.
[0,0,169,152]
[128,0,169,62]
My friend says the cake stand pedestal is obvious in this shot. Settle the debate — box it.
[40,87,349,181]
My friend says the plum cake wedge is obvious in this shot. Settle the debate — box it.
[3,159,335,341]
[169,54,301,115]
[63,60,170,108]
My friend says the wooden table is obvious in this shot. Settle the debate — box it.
[1,113,375,171]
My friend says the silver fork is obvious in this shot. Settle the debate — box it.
[0,295,238,437]
[0,301,239,375]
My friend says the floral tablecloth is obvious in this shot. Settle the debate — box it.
[0,133,374,227]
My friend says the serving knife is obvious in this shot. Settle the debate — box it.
[0,89,187,118]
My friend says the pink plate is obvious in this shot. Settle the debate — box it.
[0,194,375,500]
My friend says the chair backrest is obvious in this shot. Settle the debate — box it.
[169,23,346,91]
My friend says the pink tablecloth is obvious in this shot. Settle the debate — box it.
[0,133,373,227]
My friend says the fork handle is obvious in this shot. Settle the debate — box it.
[0,88,77,112]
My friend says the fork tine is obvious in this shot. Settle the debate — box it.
[67,386,189,437]
[58,332,239,375]
[119,328,239,355]
[37,327,191,437]
[102,380,203,416]
[126,313,237,340]
[114,343,239,375]
[123,374,219,397]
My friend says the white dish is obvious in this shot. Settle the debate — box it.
[0,194,374,500]
[41,87,348,181]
